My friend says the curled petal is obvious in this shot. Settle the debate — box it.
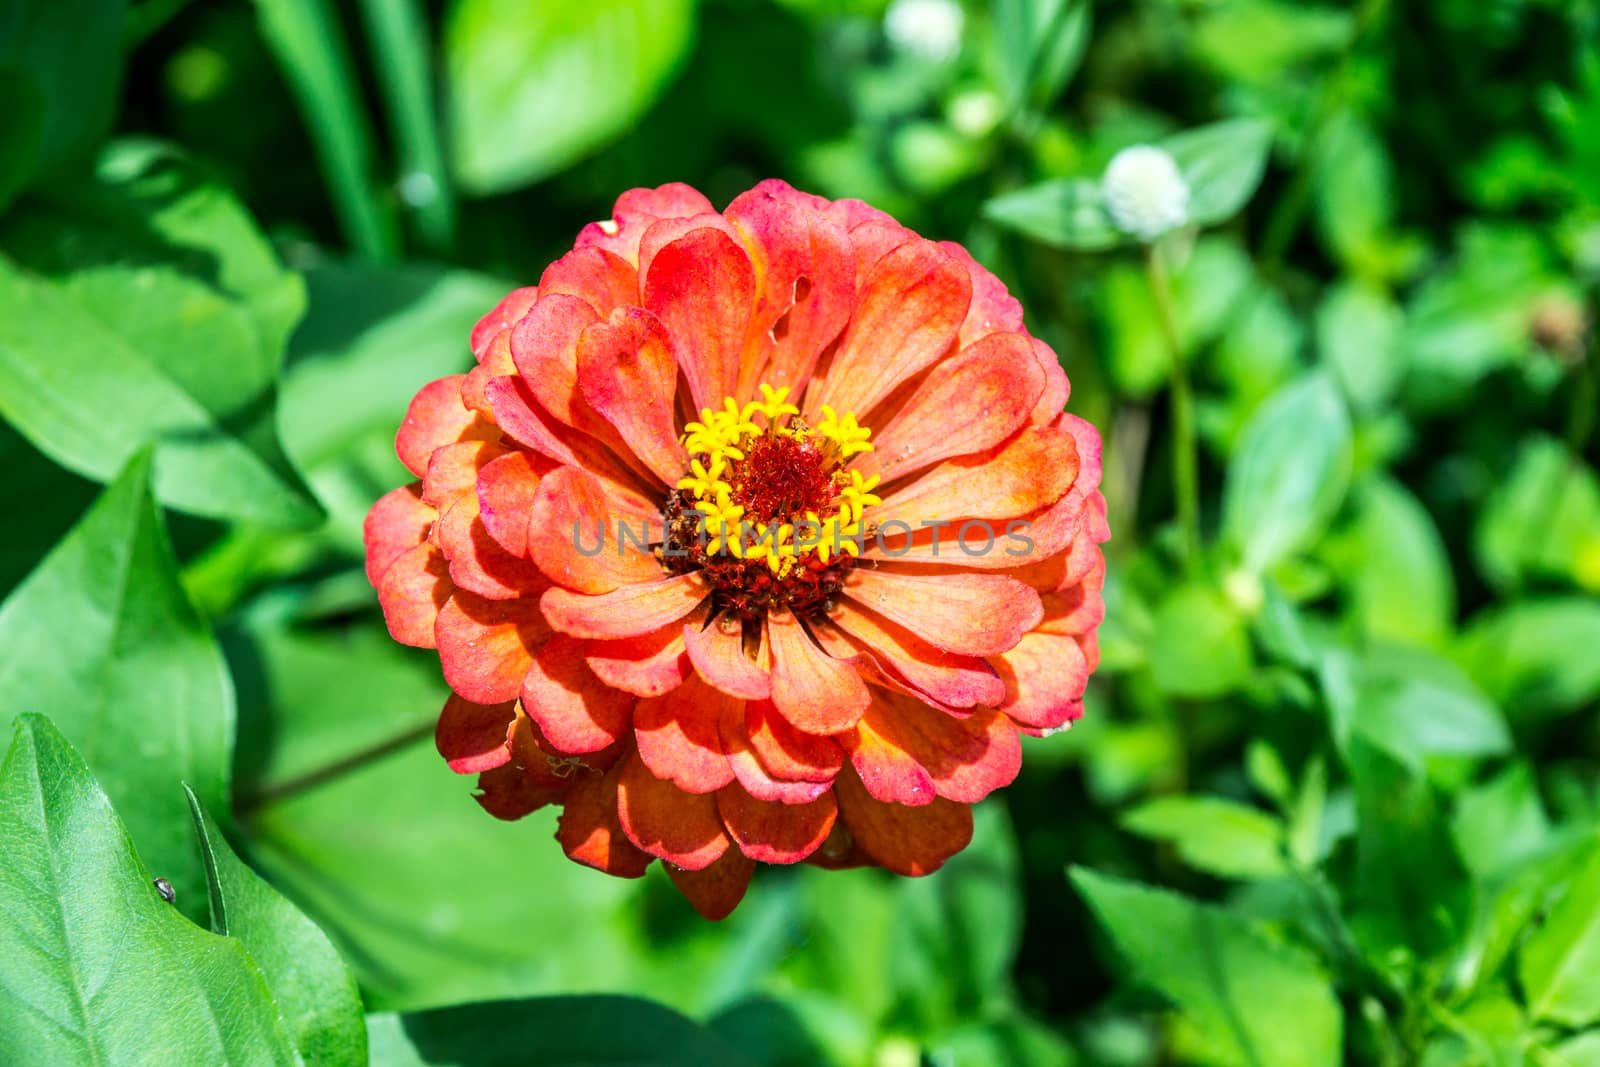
[843,569,1042,657]
[436,491,547,599]
[942,240,1024,346]
[541,573,709,641]
[717,785,837,864]
[577,307,687,487]
[824,604,1002,709]
[616,752,731,871]
[859,692,1022,804]
[558,763,654,877]
[665,847,755,921]
[527,466,663,594]
[719,699,835,805]
[537,246,638,317]
[522,634,633,754]
[378,542,452,648]
[1030,337,1070,424]
[845,694,937,806]
[993,631,1089,733]
[576,182,717,265]
[766,610,870,735]
[435,592,549,704]
[635,674,736,794]
[470,286,538,359]
[585,611,697,699]
[396,375,497,478]
[684,615,770,701]
[834,767,973,877]
[364,483,434,587]
[436,694,516,774]
[475,449,551,559]
[463,329,517,415]
[423,440,509,509]
[644,227,757,413]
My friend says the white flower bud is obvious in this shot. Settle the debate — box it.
[884,0,964,64]
[1102,145,1190,242]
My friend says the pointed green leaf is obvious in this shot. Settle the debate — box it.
[0,715,297,1065]
[188,787,367,1065]
[982,178,1121,251]
[1121,796,1288,880]
[1521,847,1600,1027]
[0,450,231,922]
[1071,867,1341,1067]
[1161,118,1273,228]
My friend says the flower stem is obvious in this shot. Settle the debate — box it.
[1146,242,1201,571]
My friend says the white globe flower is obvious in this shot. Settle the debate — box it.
[884,0,965,64]
[1102,145,1190,242]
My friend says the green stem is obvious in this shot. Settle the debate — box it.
[235,719,434,814]
[1146,243,1201,571]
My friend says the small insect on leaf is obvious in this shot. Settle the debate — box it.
[153,877,176,905]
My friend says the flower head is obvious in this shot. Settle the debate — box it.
[365,180,1108,918]
[1102,145,1190,242]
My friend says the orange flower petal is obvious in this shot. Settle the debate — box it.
[845,692,937,806]
[541,573,708,641]
[435,694,516,774]
[665,846,755,921]
[824,603,1004,709]
[635,674,736,794]
[766,609,870,735]
[475,450,550,559]
[396,375,497,478]
[463,329,517,415]
[470,285,538,359]
[863,332,1045,483]
[807,239,970,418]
[872,425,1079,529]
[577,307,687,487]
[644,226,757,413]
[508,294,601,430]
[537,245,638,317]
[718,700,835,805]
[864,488,1083,571]
[1030,337,1070,424]
[993,631,1089,733]
[684,614,771,701]
[843,569,1042,657]
[435,592,549,704]
[473,762,567,821]
[558,763,654,877]
[520,633,634,754]
[869,692,1022,804]
[834,767,973,877]
[741,699,844,784]
[364,483,434,587]
[527,465,664,594]
[1037,570,1106,637]
[436,491,547,599]
[423,439,509,509]
[585,612,696,699]
[378,542,452,648]
[943,240,1024,346]
[1059,412,1103,492]
[576,182,717,265]
[615,752,731,870]
[717,785,837,864]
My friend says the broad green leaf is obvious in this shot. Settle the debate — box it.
[1221,373,1352,572]
[1328,476,1455,648]
[368,995,751,1066]
[931,1011,1078,1067]
[0,0,127,198]
[1147,583,1253,700]
[1326,644,1509,769]
[1554,1031,1600,1067]
[0,421,98,598]
[982,178,1121,251]
[1456,597,1600,722]
[992,0,1090,110]
[1453,764,1550,882]
[1312,111,1399,279]
[1071,867,1342,1067]
[1349,741,1473,962]
[0,715,297,1064]
[1316,281,1404,414]
[1121,796,1288,880]
[1161,118,1273,228]
[1457,836,1592,1002]
[1521,848,1600,1027]
[187,787,367,1065]
[446,0,696,195]
[0,451,231,923]
[1191,1,1352,86]
[0,143,319,527]
[1476,436,1600,595]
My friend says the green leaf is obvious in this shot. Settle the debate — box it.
[1071,867,1342,1067]
[1521,847,1600,1027]
[0,0,127,198]
[1221,373,1352,572]
[992,0,1090,111]
[1147,583,1254,700]
[1121,796,1289,880]
[1328,476,1455,648]
[446,0,696,195]
[1476,435,1600,594]
[187,787,367,1065]
[982,178,1121,251]
[0,451,231,923]
[366,995,752,1066]
[0,143,320,527]
[1456,597,1600,722]
[1315,281,1404,414]
[1326,644,1510,769]
[1453,764,1550,882]
[1161,118,1273,228]
[1312,110,1399,278]
[0,715,297,1064]
[1348,740,1472,962]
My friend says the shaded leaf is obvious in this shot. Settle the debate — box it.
[982,178,1120,251]
[0,715,297,1064]
[1456,597,1600,722]
[1521,846,1600,1027]
[1148,583,1253,700]
[1122,796,1288,880]
[1162,118,1273,228]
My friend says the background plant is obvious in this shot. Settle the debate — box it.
[2,0,1600,1063]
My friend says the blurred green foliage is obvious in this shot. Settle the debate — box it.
[2,0,1600,1063]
